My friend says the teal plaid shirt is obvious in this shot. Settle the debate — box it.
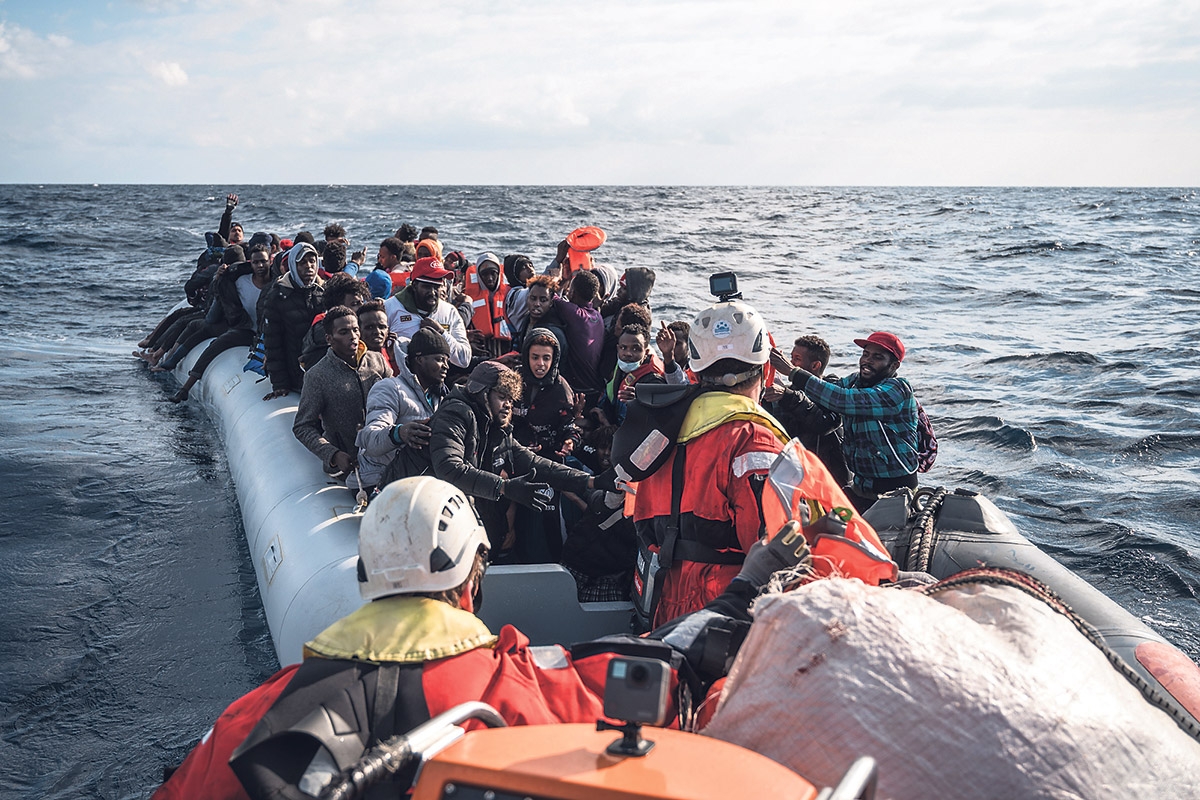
[796,371,918,490]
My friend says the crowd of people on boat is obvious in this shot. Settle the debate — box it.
[145,194,1200,800]
[134,192,936,611]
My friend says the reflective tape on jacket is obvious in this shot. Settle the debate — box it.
[762,439,897,585]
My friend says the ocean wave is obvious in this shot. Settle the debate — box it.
[977,240,1112,261]
[1118,433,1200,462]
[984,351,1101,367]
[938,415,1037,451]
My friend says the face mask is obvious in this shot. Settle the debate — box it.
[617,358,642,373]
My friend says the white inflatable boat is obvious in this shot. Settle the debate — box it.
[174,344,633,666]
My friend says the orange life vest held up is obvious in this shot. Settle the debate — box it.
[558,226,606,285]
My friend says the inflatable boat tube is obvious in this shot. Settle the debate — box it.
[865,487,1200,736]
[174,343,634,666]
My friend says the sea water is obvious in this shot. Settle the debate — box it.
[1,184,1197,798]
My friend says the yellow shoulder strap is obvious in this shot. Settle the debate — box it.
[678,392,789,444]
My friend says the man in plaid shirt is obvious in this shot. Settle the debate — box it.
[770,331,918,512]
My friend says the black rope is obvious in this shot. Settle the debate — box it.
[904,486,948,573]
[924,567,1200,743]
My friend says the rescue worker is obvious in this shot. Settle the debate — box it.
[629,298,792,628]
[151,476,814,799]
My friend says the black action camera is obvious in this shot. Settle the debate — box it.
[603,656,670,726]
[709,271,741,301]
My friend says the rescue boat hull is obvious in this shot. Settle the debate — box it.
[175,343,634,666]
[865,488,1200,735]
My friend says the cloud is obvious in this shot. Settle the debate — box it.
[148,60,188,86]
[0,20,71,79]
[0,0,1198,183]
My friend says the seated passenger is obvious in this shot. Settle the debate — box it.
[261,243,325,401]
[394,222,418,244]
[461,252,512,360]
[414,229,442,261]
[356,328,451,493]
[355,299,398,376]
[414,361,617,551]
[168,243,274,403]
[322,222,347,248]
[560,425,637,602]
[363,237,406,299]
[597,301,653,383]
[763,334,849,487]
[600,266,656,321]
[506,328,581,563]
[134,233,227,363]
[383,257,472,369]
[655,320,696,384]
[595,323,664,427]
[318,240,354,279]
[511,275,565,354]
[149,246,244,373]
[299,272,371,371]
[512,328,579,460]
[151,476,810,800]
[553,270,605,403]
[291,305,389,481]
[502,253,537,334]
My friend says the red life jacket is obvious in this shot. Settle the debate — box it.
[464,264,512,342]
[558,226,605,285]
[150,664,300,800]
[632,393,790,627]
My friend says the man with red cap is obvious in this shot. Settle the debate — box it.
[384,256,472,369]
[771,331,918,512]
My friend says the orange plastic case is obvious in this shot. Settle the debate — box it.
[412,723,816,800]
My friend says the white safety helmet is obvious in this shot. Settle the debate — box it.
[357,476,490,601]
[689,300,770,374]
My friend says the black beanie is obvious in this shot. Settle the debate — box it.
[408,327,451,358]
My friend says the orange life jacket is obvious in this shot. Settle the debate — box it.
[389,269,411,292]
[559,226,606,285]
[761,439,897,585]
[464,264,512,341]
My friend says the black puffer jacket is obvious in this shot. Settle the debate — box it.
[513,329,579,458]
[421,386,591,542]
[261,273,325,394]
[425,387,590,500]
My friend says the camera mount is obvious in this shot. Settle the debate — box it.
[596,718,656,757]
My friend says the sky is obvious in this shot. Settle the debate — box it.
[0,0,1198,185]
